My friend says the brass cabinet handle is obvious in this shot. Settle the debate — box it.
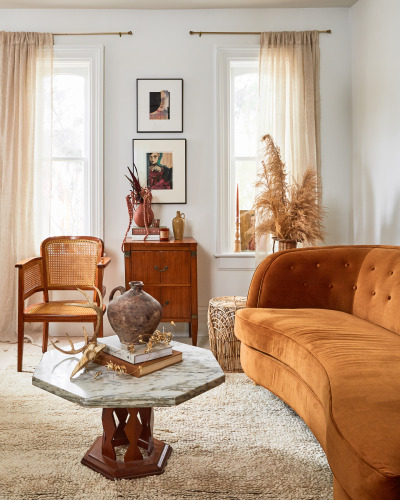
[162,301,169,308]
[154,265,168,272]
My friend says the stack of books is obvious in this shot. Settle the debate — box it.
[127,227,160,241]
[95,335,182,377]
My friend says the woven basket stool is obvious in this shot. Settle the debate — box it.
[207,296,247,372]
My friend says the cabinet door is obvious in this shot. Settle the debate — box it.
[160,286,191,320]
[160,251,190,284]
[130,251,162,285]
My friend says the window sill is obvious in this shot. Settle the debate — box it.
[214,252,255,270]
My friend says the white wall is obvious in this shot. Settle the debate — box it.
[2,8,351,335]
[350,0,400,245]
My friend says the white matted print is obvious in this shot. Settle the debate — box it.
[137,79,183,133]
[133,139,186,204]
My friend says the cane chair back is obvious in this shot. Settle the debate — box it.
[41,237,103,300]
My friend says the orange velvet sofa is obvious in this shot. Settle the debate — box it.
[235,245,400,500]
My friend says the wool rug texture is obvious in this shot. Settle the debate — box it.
[0,353,333,500]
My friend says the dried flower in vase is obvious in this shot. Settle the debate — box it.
[251,135,326,246]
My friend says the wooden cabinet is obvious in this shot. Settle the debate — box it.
[123,237,198,346]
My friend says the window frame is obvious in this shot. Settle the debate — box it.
[52,45,104,239]
[215,47,259,268]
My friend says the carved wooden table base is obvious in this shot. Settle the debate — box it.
[82,407,172,480]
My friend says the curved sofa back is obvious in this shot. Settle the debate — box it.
[247,245,400,334]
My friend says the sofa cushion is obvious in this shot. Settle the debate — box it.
[353,247,400,335]
[235,307,400,487]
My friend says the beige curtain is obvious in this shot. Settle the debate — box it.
[256,31,320,260]
[0,32,53,342]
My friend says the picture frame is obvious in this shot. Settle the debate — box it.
[132,139,187,204]
[137,79,183,133]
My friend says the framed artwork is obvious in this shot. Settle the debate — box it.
[137,79,183,133]
[240,210,256,251]
[132,139,187,204]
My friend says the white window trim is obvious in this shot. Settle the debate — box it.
[215,47,259,269]
[53,45,104,239]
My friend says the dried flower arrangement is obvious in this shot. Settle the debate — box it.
[251,134,326,246]
[122,164,153,250]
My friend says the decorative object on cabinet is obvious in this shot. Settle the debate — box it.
[107,281,162,345]
[132,139,187,204]
[123,165,154,249]
[172,211,185,240]
[251,134,326,248]
[15,236,110,372]
[159,227,170,241]
[123,238,198,346]
[137,78,183,133]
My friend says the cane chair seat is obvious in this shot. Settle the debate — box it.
[16,236,111,372]
[25,301,107,317]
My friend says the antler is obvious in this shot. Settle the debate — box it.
[51,286,103,355]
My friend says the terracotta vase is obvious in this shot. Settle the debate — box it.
[133,202,154,228]
[172,211,185,240]
[107,281,162,344]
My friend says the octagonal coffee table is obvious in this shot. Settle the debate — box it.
[32,341,225,480]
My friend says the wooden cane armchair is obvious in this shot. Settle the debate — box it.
[15,236,111,372]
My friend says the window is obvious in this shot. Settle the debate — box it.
[217,48,259,260]
[45,46,103,238]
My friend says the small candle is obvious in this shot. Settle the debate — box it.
[236,184,239,221]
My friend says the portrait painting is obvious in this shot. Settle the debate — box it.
[240,210,256,251]
[149,91,170,120]
[133,139,186,204]
[146,152,173,190]
[137,79,183,133]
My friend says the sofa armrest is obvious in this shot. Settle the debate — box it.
[247,245,374,313]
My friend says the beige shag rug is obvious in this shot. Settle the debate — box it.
[0,353,332,500]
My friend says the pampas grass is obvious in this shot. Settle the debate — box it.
[252,135,326,245]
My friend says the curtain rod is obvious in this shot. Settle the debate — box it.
[189,30,331,37]
[52,31,133,36]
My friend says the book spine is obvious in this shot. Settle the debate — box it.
[103,346,172,364]
[131,228,160,235]
[127,235,160,241]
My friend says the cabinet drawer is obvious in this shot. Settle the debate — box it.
[131,250,190,285]
[143,285,191,320]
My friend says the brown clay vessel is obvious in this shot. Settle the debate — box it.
[107,281,162,344]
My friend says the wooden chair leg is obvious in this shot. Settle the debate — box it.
[17,317,24,372]
[42,322,49,353]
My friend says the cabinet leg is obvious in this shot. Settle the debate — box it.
[189,319,198,346]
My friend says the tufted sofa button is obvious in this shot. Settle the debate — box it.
[316,263,321,268]
[388,296,392,300]
[303,282,308,287]
[353,285,357,291]
[290,265,295,270]
[371,266,376,271]
[345,263,350,268]
[389,271,394,275]
[371,291,376,296]
[328,284,333,289]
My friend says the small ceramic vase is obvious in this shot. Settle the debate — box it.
[107,281,162,344]
[172,211,185,240]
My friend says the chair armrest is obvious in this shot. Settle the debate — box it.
[15,256,42,269]
[97,256,111,269]
[15,256,44,301]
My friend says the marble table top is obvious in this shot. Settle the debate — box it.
[32,341,225,408]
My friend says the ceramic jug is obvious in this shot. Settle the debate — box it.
[107,281,162,344]
[172,211,185,240]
